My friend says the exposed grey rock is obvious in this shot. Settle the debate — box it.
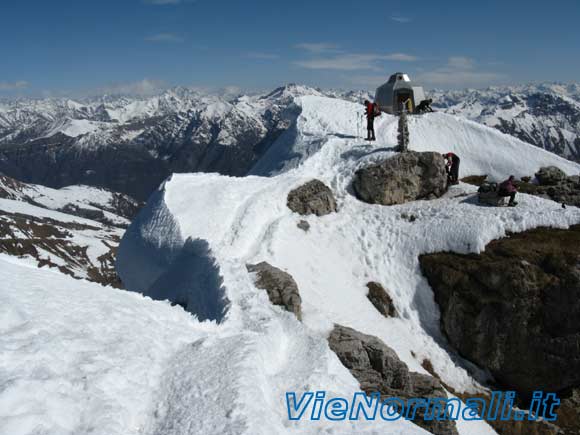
[247,262,302,320]
[556,387,580,434]
[420,225,580,401]
[59,203,106,222]
[328,324,458,435]
[535,166,568,185]
[366,282,397,317]
[287,179,337,216]
[353,151,448,205]
[516,167,580,207]
[297,220,310,232]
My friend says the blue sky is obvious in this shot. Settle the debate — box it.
[1,0,579,96]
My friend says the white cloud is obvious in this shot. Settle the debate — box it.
[245,52,280,60]
[294,52,417,71]
[0,81,29,91]
[145,33,184,43]
[294,42,341,54]
[384,53,418,62]
[96,79,167,96]
[447,56,476,70]
[417,56,506,88]
[391,15,412,23]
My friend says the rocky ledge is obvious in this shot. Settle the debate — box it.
[419,225,580,423]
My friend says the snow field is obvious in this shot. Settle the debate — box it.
[118,95,580,433]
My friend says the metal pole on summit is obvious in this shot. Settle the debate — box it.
[397,101,410,152]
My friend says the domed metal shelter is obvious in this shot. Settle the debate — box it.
[374,72,426,114]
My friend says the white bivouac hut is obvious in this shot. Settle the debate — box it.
[374,72,426,114]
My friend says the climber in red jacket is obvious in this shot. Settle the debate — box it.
[443,152,460,185]
[364,100,381,141]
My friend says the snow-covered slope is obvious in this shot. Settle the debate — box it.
[432,83,580,162]
[0,175,140,285]
[115,95,580,434]
[0,255,216,435]
[0,253,427,435]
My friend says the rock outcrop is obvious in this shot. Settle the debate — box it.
[366,282,397,317]
[516,166,580,207]
[557,388,580,434]
[328,324,458,435]
[287,179,337,216]
[419,225,580,401]
[353,151,448,205]
[247,262,302,320]
[535,166,568,185]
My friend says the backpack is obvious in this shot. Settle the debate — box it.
[478,182,498,194]
[373,102,381,117]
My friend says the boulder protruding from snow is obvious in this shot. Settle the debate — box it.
[297,220,310,232]
[328,324,458,435]
[247,262,302,321]
[535,166,567,185]
[366,282,397,317]
[353,151,448,205]
[520,166,580,207]
[286,179,337,216]
[420,225,580,400]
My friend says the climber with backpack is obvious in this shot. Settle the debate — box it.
[443,152,460,185]
[364,100,381,141]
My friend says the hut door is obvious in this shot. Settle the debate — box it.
[395,91,413,112]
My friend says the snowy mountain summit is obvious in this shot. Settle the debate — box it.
[2,92,580,435]
[116,95,579,434]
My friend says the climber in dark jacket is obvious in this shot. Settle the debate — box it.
[499,175,518,206]
[364,100,380,141]
[443,152,460,185]
[415,98,434,113]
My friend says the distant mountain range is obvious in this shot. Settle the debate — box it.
[1,82,578,200]
[431,82,580,162]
